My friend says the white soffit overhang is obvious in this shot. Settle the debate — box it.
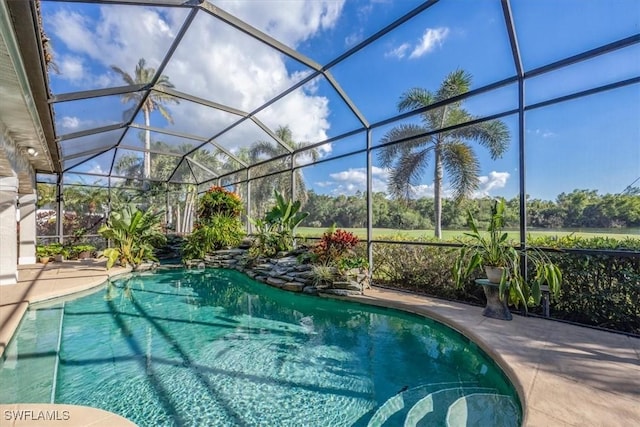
[0,0,54,179]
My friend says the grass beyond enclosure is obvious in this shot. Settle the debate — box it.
[297,227,640,241]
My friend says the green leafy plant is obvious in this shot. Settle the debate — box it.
[98,204,166,269]
[71,244,96,259]
[249,191,309,257]
[311,264,337,287]
[36,245,52,259]
[337,256,369,271]
[452,198,563,312]
[183,215,244,260]
[182,187,245,261]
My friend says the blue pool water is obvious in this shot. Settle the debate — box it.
[0,268,521,426]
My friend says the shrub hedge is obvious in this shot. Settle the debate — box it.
[371,235,640,335]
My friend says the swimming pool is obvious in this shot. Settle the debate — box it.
[0,268,521,426]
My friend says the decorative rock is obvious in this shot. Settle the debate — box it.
[214,248,246,256]
[266,277,286,287]
[281,282,305,292]
[332,281,363,291]
[202,247,366,297]
[303,286,318,295]
[320,289,361,297]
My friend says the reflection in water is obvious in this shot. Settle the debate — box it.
[0,268,520,426]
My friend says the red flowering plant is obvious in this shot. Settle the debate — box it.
[312,227,368,270]
[308,226,368,288]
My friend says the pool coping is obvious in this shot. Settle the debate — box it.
[1,263,639,427]
[0,404,136,426]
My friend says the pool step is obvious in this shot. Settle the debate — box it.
[368,383,519,427]
[404,387,496,427]
[367,382,477,427]
[446,393,520,427]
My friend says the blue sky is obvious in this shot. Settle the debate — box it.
[41,0,639,201]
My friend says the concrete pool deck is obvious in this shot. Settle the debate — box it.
[0,262,638,426]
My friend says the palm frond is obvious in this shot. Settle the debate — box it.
[452,119,510,160]
[249,140,281,163]
[442,141,480,202]
[111,65,136,86]
[388,148,431,200]
[377,123,432,167]
[156,104,175,125]
[397,87,435,112]
[442,107,473,129]
[436,69,471,102]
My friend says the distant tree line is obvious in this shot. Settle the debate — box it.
[302,189,640,230]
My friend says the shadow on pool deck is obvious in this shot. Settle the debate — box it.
[1,263,639,426]
[344,287,640,426]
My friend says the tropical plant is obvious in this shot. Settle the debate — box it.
[70,244,96,259]
[249,190,309,257]
[307,226,369,288]
[198,186,243,218]
[182,216,244,260]
[111,58,179,179]
[36,245,52,259]
[182,186,245,260]
[248,125,319,216]
[452,198,563,312]
[312,226,360,265]
[98,204,166,269]
[377,69,510,238]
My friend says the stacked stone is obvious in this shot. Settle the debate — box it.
[186,248,369,297]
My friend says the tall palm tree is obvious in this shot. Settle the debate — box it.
[248,125,319,216]
[111,58,179,179]
[378,70,510,238]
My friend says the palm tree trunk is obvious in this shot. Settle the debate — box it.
[434,145,443,239]
[183,190,193,233]
[176,204,182,234]
[144,107,151,179]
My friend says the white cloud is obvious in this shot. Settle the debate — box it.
[385,27,449,61]
[409,27,450,59]
[58,56,84,80]
[476,171,510,197]
[318,166,389,195]
[317,166,509,199]
[345,30,364,47]
[47,3,341,154]
[86,163,106,175]
[385,43,411,59]
[212,1,344,47]
[60,116,80,130]
[528,128,557,139]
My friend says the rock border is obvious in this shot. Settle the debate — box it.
[184,247,370,296]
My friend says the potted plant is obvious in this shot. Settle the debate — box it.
[47,243,68,262]
[73,244,96,259]
[36,245,51,264]
[452,198,563,313]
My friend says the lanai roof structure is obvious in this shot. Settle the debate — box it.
[3,0,637,191]
[0,0,638,283]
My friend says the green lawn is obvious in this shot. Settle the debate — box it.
[296,227,639,241]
